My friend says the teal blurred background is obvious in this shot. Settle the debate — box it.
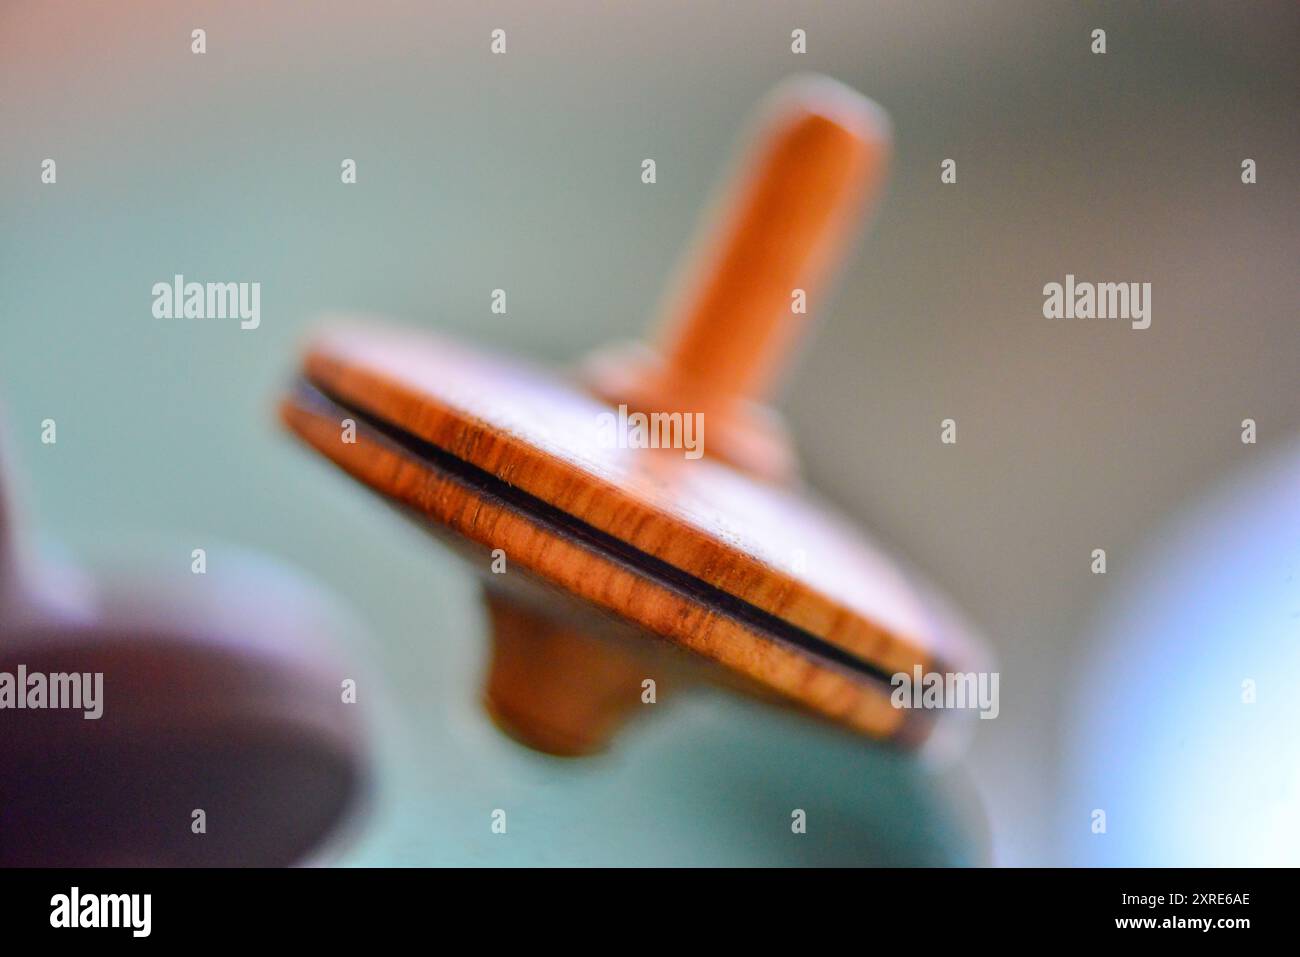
[2,1,1296,864]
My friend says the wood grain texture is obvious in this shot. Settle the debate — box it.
[279,77,983,751]
[280,325,978,745]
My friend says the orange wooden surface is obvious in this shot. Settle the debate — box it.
[280,327,977,746]
[280,77,980,753]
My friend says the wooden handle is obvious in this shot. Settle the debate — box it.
[653,76,891,409]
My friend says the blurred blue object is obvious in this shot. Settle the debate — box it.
[1064,440,1300,866]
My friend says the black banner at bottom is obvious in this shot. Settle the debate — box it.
[0,867,1277,943]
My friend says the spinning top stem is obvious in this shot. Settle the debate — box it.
[585,76,890,479]
[653,77,889,412]
[482,591,670,756]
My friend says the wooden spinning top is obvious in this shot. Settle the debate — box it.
[281,76,983,756]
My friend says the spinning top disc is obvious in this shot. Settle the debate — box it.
[280,75,984,753]
[283,328,978,747]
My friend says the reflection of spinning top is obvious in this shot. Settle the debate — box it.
[0,433,365,866]
[281,76,985,756]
